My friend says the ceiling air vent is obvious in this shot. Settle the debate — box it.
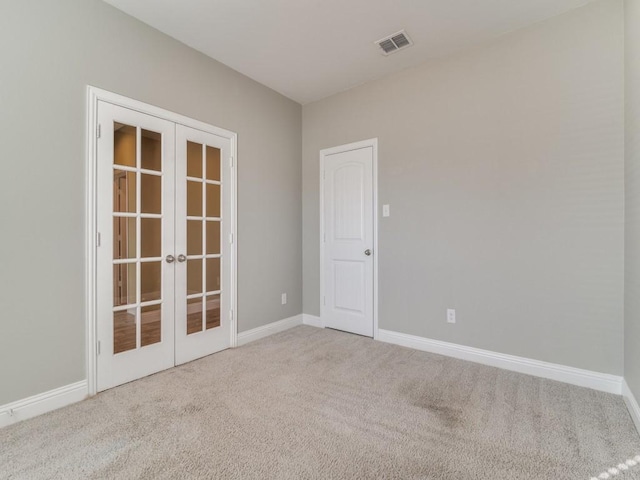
[375,30,413,56]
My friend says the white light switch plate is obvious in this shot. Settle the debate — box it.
[382,204,390,217]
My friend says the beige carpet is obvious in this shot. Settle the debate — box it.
[1,325,639,480]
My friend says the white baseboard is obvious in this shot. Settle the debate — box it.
[0,380,88,428]
[302,314,323,328]
[377,329,622,395]
[623,379,640,435]
[237,314,303,346]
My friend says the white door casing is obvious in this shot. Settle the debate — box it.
[320,139,377,337]
[88,87,237,395]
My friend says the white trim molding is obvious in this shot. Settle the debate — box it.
[623,380,640,435]
[237,315,303,347]
[377,329,622,395]
[0,381,88,428]
[302,314,323,328]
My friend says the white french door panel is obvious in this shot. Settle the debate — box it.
[322,146,374,337]
[174,125,232,365]
[96,101,176,392]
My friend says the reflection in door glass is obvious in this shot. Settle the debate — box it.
[187,259,203,295]
[205,146,220,181]
[141,262,161,302]
[113,171,136,213]
[113,310,136,354]
[141,304,161,347]
[206,258,221,293]
[141,129,161,171]
[114,123,136,167]
[113,217,136,260]
[206,183,221,218]
[141,174,161,214]
[206,221,220,254]
[187,141,203,178]
[140,218,161,258]
[187,221,203,256]
[206,294,220,330]
[187,297,203,335]
[113,263,136,306]
[187,181,202,217]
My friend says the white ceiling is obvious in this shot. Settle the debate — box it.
[103,0,594,104]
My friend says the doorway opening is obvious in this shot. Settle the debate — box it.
[86,87,237,395]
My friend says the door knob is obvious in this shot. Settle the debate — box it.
[177,254,187,263]
[166,255,175,263]
[364,249,372,256]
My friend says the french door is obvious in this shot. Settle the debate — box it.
[96,101,233,392]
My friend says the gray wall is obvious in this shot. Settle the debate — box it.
[625,0,640,400]
[302,0,625,374]
[0,0,302,405]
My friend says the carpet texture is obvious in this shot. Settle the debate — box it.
[1,325,639,479]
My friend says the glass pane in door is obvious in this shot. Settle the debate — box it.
[206,221,220,254]
[205,146,220,181]
[112,122,164,355]
[187,297,203,334]
[187,141,203,178]
[204,146,221,330]
[113,217,136,259]
[141,130,162,171]
[113,171,136,213]
[114,124,136,167]
[206,294,220,330]
[113,310,136,353]
[141,304,161,347]
[187,221,202,255]
[184,141,223,335]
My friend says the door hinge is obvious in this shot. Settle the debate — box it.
[97,340,101,355]
[230,156,234,167]
[323,232,326,243]
[323,296,326,306]
[229,233,234,244]
[97,124,101,139]
[96,232,101,247]
[230,309,234,321]
[323,170,326,180]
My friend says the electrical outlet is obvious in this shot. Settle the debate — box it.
[447,308,456,324]
[281,293,287,305]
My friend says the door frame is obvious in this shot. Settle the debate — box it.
[319,138,379,339]
[85,86,238,396]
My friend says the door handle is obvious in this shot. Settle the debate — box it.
[177,254,187,263]
[364,249,372,256]
[166,255,176,263]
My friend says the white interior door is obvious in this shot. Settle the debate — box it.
[96,100,234,391]
[97,101,176,391]
[321,143,375,337]
[174,125,232,365]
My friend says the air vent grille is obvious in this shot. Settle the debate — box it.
[375,30,413,55]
